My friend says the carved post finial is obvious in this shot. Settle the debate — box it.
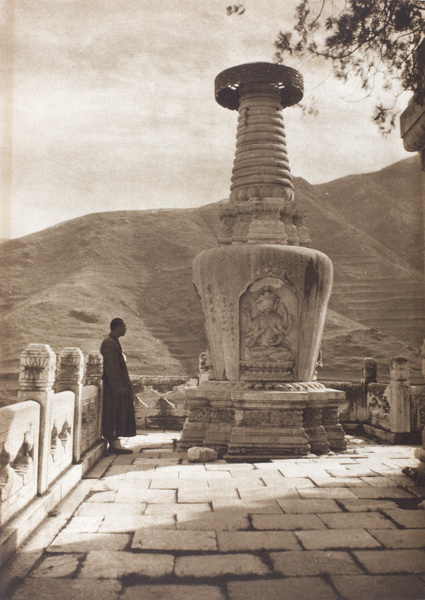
[390,356,409,382]
[56,348,84,392]
[84,351,103,386]
[362,357,377,385]
[19,344,56,392]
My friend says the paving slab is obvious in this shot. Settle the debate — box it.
[99,515,175,533]
[76,502,146,517]
[337,499,400,512]
[212,498,283,514]
[83,455,116,479]
[175,553,270,578]
[16,515,69,553]
[149,478,207,489]
[331,574,425,600]
[368,528,425,549]
[92,478,151,491]
[121,584,226,600]
[276,498,342,513]
[260,472,288,486]
[270,549,363,576]
[350,486,417,499]
[238,487,300,501]
[47,532,131,553]
[30,553,83,578]
[86,490,117,502]
[10,579,122,600]
[177,488,239,503]
[297,487,359,499]
[226,576,338,600]
[145,502,211,515]
[314,477,367,488]
[176,512,250,531]
[280,476,317,489]
[115,489,176,503]
[216,530,300,552]
[61,515,103,533]
[208,478,265,490]
[360,476,413,487]
[251,514,327,531]
[132,529,217,551]
[296,529,382,550]
[382,508,425,528]
[179,470,231,480]
[204,463,241,471]
[353,549,425,574]
[317,511,396,529]
[54,478,97,513]
[78,550,174,579]
[132,458,177,467]
[103,466,140,477]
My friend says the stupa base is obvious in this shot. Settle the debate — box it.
[179,381,347,458]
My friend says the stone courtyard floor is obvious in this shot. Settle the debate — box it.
[1,432,425,600]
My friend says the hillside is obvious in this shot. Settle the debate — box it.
[0,158,424,404]
[315,156,423,272]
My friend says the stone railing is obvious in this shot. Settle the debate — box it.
[132,375,194,430]
[0,343,105,565]
[0,401,40,528]
[324,357,425,444]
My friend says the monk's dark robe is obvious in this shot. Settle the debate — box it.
[100,334,136,441]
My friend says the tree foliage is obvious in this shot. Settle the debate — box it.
[228,1,425,133]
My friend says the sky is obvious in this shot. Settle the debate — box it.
[0,0,414,240]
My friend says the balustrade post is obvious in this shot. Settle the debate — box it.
[56,348,84,462]
[361,358,377,422]
[17,343,57,494]
[84,352,104,442]
[388,357,411,433]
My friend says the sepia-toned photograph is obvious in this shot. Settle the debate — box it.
[1,1,425,598]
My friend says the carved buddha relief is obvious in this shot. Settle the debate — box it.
[239,276,298,381]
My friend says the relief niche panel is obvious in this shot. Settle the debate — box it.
[240,276,298,381]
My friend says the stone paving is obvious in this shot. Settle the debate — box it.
[1,432,425,600]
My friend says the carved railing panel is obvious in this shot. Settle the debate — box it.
[80,385,101,456]
[0,401,39,527]
[45,391,74,490]
[367,383,390,430]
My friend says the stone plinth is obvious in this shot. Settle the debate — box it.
[180,381,345,458]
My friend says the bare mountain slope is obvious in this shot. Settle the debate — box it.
[315,155,423,272]
[296,176,424,350]
[1,159,424,404]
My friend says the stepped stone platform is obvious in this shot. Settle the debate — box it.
[1,432,425,600]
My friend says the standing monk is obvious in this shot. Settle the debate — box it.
[100,318,136,454]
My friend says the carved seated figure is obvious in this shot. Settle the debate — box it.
[241,288,294,363]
